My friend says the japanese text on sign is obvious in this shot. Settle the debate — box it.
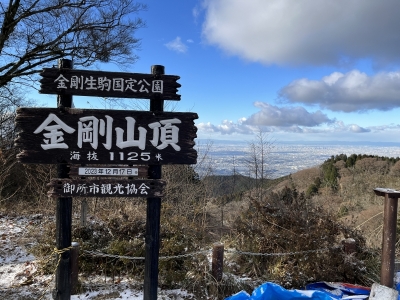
[15,108,198,165]
[33,113,181,162]
[54,74,163,94]
[63,182,150,195]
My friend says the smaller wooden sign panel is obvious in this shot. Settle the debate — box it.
[40,68,181,100]
[48,179,165,198]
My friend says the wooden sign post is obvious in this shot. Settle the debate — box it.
[54,58,73,300]
[144,65,164,300]
[373,188,400,288]
[15,61,197,300]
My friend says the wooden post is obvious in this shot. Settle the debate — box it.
[54,58,73,300]
[143,65,164,300]
[212,242,224,281]
[70,242,79,295]
[373,188,400,288]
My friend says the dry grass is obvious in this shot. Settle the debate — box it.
[2,155,397,298]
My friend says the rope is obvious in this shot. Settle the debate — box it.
[82,247,331,261]
[226,248,331,257]
[38,246,73,300]
[82,249,211,260]
[8,246,73,289]
[7,245,332,298]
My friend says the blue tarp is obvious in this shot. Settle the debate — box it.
[225,282,370,300]
[306,282,369,299]
[395,271,400,300]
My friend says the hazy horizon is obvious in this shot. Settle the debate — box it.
[195,139,400,178]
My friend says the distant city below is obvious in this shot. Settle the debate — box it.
[195,139,400,179]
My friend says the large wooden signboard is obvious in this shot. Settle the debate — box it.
[15,107,197,165]
[40,69,181,100]
[48,179,165,198]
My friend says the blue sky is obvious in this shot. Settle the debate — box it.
[39,0,400,143]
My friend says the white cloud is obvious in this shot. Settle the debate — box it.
[332,121,370,133]
[245,102,334,127]
[349,124,370,133]
[202,0,400,66]
[196,102,374,135]
[197,112,399,142]
[192,5,202,23]
[165,37,188,53]
[197,118,372,136]
[279,70,400,112]
[197,119,256,135]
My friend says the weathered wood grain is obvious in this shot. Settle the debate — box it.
[40,68,181,100]
[15,107,197,165]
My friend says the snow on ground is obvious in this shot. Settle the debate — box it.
[0,214,194,299]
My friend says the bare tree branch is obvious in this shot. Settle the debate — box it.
[0,0,146,88]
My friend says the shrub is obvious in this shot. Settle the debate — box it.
[229,187,379,288]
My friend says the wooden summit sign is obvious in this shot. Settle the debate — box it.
[40,68,181,100]
[15,107,197,165]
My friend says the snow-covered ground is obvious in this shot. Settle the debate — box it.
[3,213,390,299]
[0,214,194,299]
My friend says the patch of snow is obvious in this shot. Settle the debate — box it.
[0,214,194,299]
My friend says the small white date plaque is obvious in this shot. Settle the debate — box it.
[78,167,139,176]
